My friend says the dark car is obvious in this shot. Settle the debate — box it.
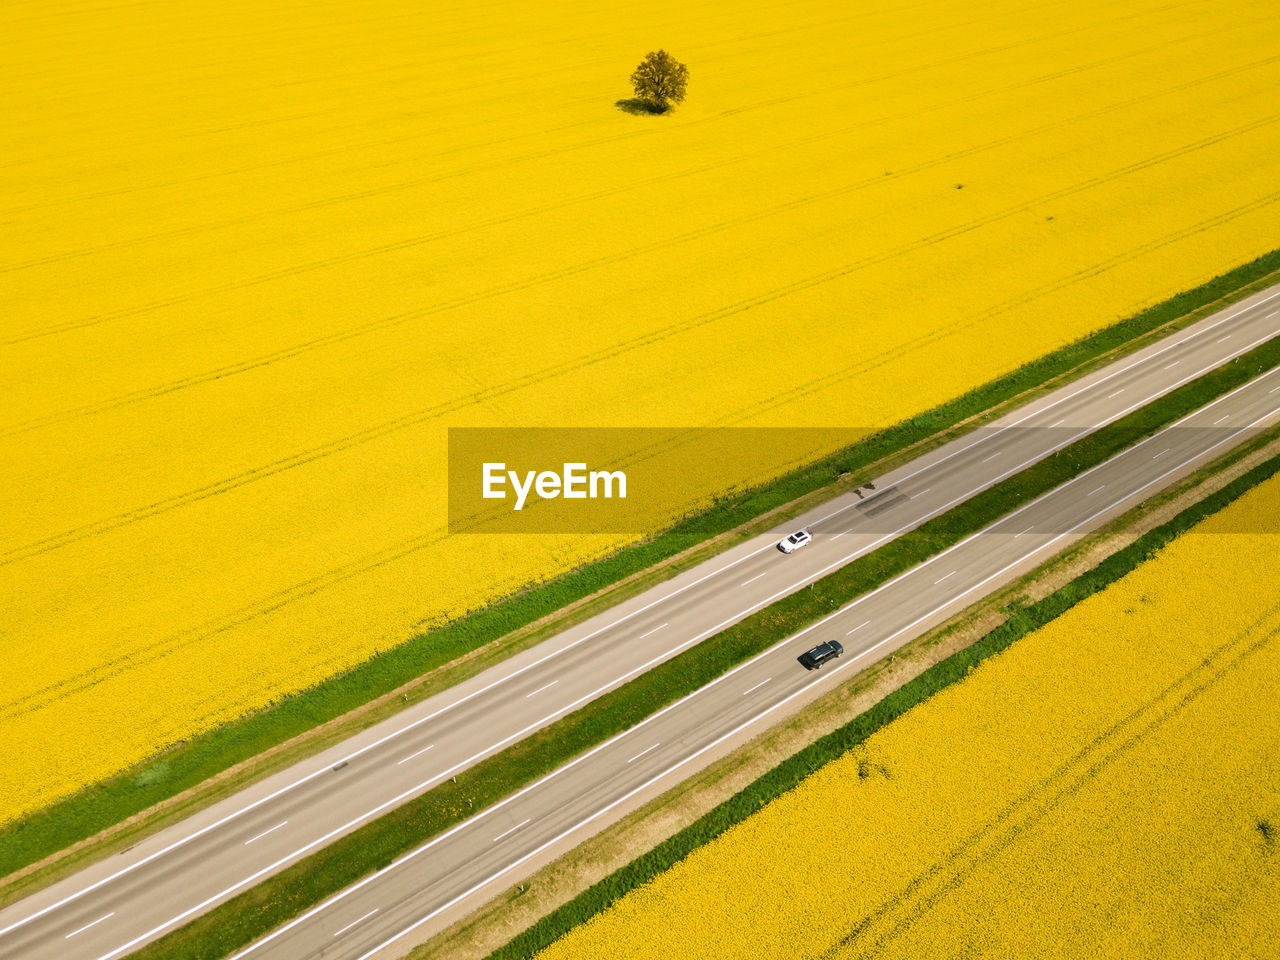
[798,639,843,670]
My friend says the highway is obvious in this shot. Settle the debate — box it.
[1,283,1278,960]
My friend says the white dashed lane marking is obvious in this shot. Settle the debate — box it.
[525,681,558,699]
[243,822,287,846]
[492,819,532,843]
[627,744,660,764]
[333,910,378,938]
[65,914,114,940]
[396,744,435,766]
[742,678,772,696]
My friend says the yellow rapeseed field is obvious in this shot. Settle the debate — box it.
[3,0,1280,822]
[535,473,1280,960]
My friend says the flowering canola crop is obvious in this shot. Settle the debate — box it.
[534,474,1280,960]
[3,0,1280,822]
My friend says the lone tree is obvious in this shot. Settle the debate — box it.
[630,50,688,112]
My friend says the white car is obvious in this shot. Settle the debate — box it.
[777,530,812,554]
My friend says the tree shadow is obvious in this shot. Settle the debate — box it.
[615,97,668,116]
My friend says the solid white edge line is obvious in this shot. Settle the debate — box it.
[226,396,1280,960]
[11,301,1276,945]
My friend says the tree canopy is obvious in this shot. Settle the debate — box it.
[630,50,688,112]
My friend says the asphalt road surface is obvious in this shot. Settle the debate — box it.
[2,283,1278,960]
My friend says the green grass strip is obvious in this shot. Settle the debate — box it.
[484,435,1280,960]
[131,332,1280,959]
[5,252,1279,880]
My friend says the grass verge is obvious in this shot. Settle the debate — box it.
[5,253,1279,893]
[482,435,1280,960]
[128,330,1280,959]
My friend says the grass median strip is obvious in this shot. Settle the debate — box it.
[129,332,1280,959]
[6,253,1280,890]
[482,438,1280,960]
